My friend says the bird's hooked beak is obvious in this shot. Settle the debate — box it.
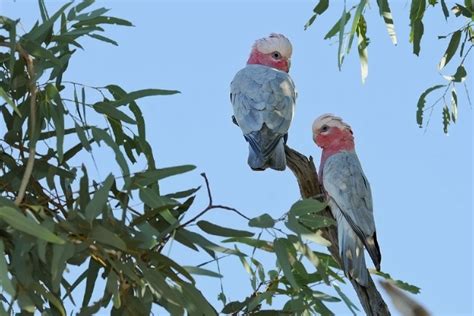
[286,58,291,72]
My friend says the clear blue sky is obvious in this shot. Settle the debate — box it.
[2,0,472,315]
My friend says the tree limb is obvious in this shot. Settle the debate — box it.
[285,145,390,316]
[0,41,39,206]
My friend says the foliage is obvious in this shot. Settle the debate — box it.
[0,1,418,315]
[305,0,473,134]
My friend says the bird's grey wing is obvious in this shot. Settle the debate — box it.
[323,152,375,235]
[323,152,381,268]
[230,65,296,135]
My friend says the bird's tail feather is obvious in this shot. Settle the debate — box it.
[339,223,369,286]
[365,232,381,271]
[245,125,286,171]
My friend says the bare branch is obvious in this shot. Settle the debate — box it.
[14,44,38,206]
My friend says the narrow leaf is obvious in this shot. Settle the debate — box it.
[183,266,222,278]
[324,11,351,40]
[442,104,450,133]
[85,174,114,221]
[0,206,64,244]
[274,238,299,290]
[90,225,127,251]
[376,0,397,44]
[372,270,421,294]
[0,240,15,296]
[444,65,467,82]
[416,84,446,127]
[451,88,458,122]
[439,30,462,69]
[347,0,367,54]
[102,87,180,107]
[334,283,359,315]
[94,102,136,124]
[357,15,369,83]
[289,199,326,217]
[248,213,275,228]
[0,86,21,117]
[197,220,254,238]
[440,0,450,19]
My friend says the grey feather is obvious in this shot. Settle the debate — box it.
[323,151,381,284]
[230,64,296,170]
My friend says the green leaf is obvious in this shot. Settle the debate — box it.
[87,33,118,46]
[85,174,114,221]
[130,165,196,189]
[222,237,273,252]
[416,84,446,127]
[182,266,222,278]
[338,7,349,69]
[0,206,65,244]
[372,270,421,294]
[75,123,92,151]
[451,88,458,122]
[274,238,299,290]
[324,11,351,40]
[248,213,275,228]
[73,16,133,28]
[439,30,462,69]
[440,0,450,19]
[299,214,336,229]
[90,225,127,251]
[139,187,178,209]
[82,258,101,307]
[444,65,467,82]
[178,282,217,315]
[91,127,130,179]
[304,0,329,30]
[289,199,326,216]
[197,220,254,238]
[25,2,73,43]
[38,0,50,22]
[21,38,61,66]
[333,283,359,315]
[357,15,369,83]
[376,0,397,45]
[304,15,317,31]
[442,104,450,134]
[49,99,65,162]
[179,229,243,256]
[102,86,180,107]
[0,86,21,117]
[347,0,367,55]
[93,102,136,124]
[412,20,424,56]
[0,240,15,296]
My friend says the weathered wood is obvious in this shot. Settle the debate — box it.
[285,145,390,316]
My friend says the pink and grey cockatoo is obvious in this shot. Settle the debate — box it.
[230,34,296,171]
[312,114,381,286]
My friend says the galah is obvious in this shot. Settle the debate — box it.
[230,33,296,171]
[312,114,381,286]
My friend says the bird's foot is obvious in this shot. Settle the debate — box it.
[231,115,239,127]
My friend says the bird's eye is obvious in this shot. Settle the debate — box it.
[320,125,329,132]
[272,51,281,59]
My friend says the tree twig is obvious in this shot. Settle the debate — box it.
[284,145,391,316]
[177,173,251,229]
[14,44,38,206]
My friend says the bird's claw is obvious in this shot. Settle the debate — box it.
[231,115,239,127]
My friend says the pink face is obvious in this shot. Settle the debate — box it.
[247,49,290,72]
[314,125,353,150]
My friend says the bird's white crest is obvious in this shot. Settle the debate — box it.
[253,33,292,58]
[312,113,352,134]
